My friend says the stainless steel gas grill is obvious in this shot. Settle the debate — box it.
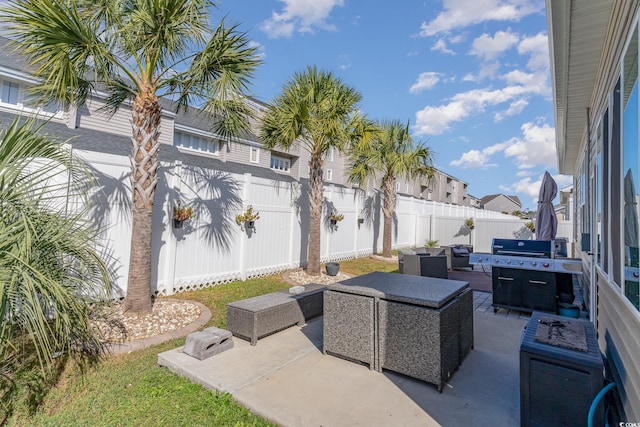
[470,239,582,314]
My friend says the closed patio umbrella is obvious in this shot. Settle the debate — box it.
[624,169,638,249]
[535,171,558,241]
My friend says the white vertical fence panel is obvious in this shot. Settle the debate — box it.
[77,150,133,297]
[75,151,574,296]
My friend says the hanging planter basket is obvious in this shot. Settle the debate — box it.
[173,219,183,229]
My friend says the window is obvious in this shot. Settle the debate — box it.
[325,169,333,181]
[250,146,259,163]
[327,147,334,162]
[2,81,19,105]
[270,155,290,172]
[0,79,59,115]
[623,25,640,309]
[174,131,220,155]
[597,111,607,270]
[396,182,400,192]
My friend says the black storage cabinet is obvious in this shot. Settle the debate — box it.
[492,267,557,313]
[520,312,604,427]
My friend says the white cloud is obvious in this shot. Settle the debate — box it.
[462,73,476,82]
[500,173,573,203]
[449,121,557,170]
[477,61,501,80]
[503,121,557,168]
[431,39,456,55]
[494,98,528,121]
[499,177,540,199]
[450,149,497,168]
[259,0,344,38]
[518,32,549,70]
[248,41,266,60]
[418,0,543,37]
[339,53,351,70]
[414,84,539,135]
[409,72,442,94]
[413,66,550,136]
[470,30,520,61]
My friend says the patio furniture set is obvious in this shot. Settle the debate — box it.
[223,270,473,391]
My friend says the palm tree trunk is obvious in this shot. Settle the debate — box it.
[382,175,396,258]
[307,152,324,276]
[124,89,161,314]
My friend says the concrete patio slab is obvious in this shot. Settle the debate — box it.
[158,307,528,427]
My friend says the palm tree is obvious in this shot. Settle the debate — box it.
[2,0,261,313]
[0,118,111,371]
[348,120,435,258]
[261,66,368,275]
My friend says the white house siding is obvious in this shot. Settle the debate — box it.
[589,3,640,420]
[547,0,640,419]
[225,140,250,165]
[597,275,640,422]
[78,96,174,146]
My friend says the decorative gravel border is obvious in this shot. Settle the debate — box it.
[104,299,212,356]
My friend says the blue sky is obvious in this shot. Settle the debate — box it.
[217,0,570,210]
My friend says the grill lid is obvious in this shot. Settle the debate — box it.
[492,238,554,258]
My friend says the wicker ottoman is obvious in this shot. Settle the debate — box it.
[378,298,459,391]
[227,285,324,345]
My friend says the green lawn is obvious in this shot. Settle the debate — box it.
[8,256,397,426]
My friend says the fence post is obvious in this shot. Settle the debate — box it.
[325,185,333,261]
[353,188,359,258]
[430,214,436,242]
[288,182,299,268]
[163,160,182,296]
[239,173,251,281]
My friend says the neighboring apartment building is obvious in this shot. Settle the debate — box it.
[467,194,481,208]
[392,169,474,207]
[547,0,640,420]
[479,194,522,213]
[0,35,475,208]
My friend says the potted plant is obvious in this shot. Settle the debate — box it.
[465,218,475,230]
[525,220,536,233]
[329,212,344,226]
[425,239,439,248]
[325,262,340,276]
[172,201,195,228]
[236,205,260,230]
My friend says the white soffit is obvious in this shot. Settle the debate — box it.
[546,0,613,174]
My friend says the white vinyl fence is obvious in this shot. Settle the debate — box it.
[79,150,573,297]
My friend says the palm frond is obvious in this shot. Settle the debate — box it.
[1,0,115,106]
[0,119,111,370]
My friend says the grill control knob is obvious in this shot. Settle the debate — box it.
[542,262,550,268]
[506,259,511,264]
[518,260,524,265]
[531,262,537,267]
